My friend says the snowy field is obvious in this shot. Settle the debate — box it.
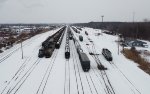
[0,26,150,94]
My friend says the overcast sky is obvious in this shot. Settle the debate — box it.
[0,0,150,23]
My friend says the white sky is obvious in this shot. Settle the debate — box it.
[0,0,150,23]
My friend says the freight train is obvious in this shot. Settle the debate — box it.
[72,26,80,33]
[38,26,66,58]
[55,28,65,49]
[72,30,90,72]
[65,27,71,59]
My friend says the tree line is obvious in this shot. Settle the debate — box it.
[73,22,150,41]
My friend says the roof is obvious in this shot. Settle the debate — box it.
[80,52,90,62]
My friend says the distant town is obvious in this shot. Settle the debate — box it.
[0,24,61,53]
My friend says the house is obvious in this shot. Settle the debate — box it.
[122,37,148,47]
[0,28,10,32]
[0,37,5,43]
[127,40,148,47]
[103,30,114,35]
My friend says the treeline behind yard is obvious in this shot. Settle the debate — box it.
[73,22,150,41]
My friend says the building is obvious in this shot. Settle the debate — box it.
[125,39,148,47]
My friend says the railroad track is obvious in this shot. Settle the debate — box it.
[109,61,141,94]
[87,39,141,94]
[0,57,32,94]
[0,33,41,64]
[84,72,99,94]
[70,41,84,94]
[80,44,100,94]
[92,56,115,94]
[86,41,116,94]
[36,49,59,94]
[64,59,70,94]
[63,27,71,94]
[1,58,41,94]
[0,47,21,64]
[70,41,80,94]
[71,29,102,94]
[71,40,101,94]
[90,65,108,94]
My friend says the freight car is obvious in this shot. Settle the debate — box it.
[38,48,44,58]
[102,48,113,61]
[65,45,70,59]
[38,26,66,58]
[55,28,65,49]
[69,34,73,40]
[72,33,90,72]
[78,52,90,72]
[85,31,88,35]
[69,30,73,40]
[72,27,77,33]
[45,48,55,58]
[65,27,70,59]
[72,27,80,34]
[79,35,83,41]
[76,45,90,72]
[67,26,72,39]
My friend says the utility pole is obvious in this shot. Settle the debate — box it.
[101,15,104,35]
[20,25,24,59]
[132,12,139,39]
[101,15,104,22]
[118,34,120,55]
[136,23,139,39]
[133,12,135,23]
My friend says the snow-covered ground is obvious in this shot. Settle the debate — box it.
[0,26,150,94]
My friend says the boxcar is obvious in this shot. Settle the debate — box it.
[79,35,83,41]
[79,52,90,72]
[38,48,44,58]
[102,48,113,61]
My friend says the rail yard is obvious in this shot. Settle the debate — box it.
[0,25,150,94]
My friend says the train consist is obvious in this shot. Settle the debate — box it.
[76,27,82,31]
[72,33,90,72]
[72,27,80,34]
[55,28,65,49]
[102,48,113,61]
[38,26,66,58]
[65,27,71,59]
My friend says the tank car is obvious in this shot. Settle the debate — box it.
[55,30,65,49]
[45,48,54,58]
